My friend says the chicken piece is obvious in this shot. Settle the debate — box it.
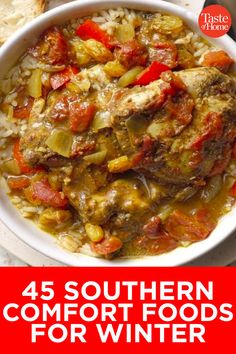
[19,126,56,166]
[66,178,153,224]
[111,67,236,184]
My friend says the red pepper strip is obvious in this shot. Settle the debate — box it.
[69,101,96,133]
[31,181,68,208]
[230,181,236,197]
[50,66,79,90]
[7,176,30,190]
[76,19,114,49]
[133,61,170,86]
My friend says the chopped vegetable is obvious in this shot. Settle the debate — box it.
[165,210,215,242]
[133,61,170,86]
[7,105,13,120]
[202,50,234,73]
[13,140,35,174]
[29,26,68,65]
[115,23,135,43]
[126,115,149,144]
[49,95,69,122]
[92,236,122,255]
[70,40,91,66]
[7,176,30,190]
[41,72,51,88]
[118,66,144,87]
[152,15,183,35]
[46,129,73,158]
[84,150,107,165]
[69,101,96,133]
[135,232,177,255]
[50,66,79,90]
[150,41,177,69]
[13,97,34,119]
[0,159,20,175]
[76,19,114,49]
[48,172,62,191]
[230,181,236,197]
[67,73,91,93]
[158,205,174,222]
[115,39,148,68]
[30,180,68,208]
[29,98,45,122]
[83,39,114,63]
[175,186,197,202]
[132,135,154,166]
[201,175,222,203]
[108,155,131,173]
[143,216,161,238]
[85,223,104,242]
[27,69,42,98]
[177,46,195,69]
[91,112,112,132]
[104,60,127,77]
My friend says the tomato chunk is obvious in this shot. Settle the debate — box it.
[76,19,114,49]
[115,39,148,69]
[13,140,35,174]
[202,50,234,73]
[133,61,170,86]
[143,216,162,238]
[30,181,68,208]
[13,97,34,119]
[150,41,177,68]
[29,26,68,65]
[92,236,122,256]
[135,232,177,255]
[190,112,223,150]
[69,102,96,133]
[7,176,30,190]
[165,210,215,242]
[50,66,79,90]
[50,96,70,122]
[132,135,154,167]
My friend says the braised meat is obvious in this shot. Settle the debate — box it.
[111,67,236,184]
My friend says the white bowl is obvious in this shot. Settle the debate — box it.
[0,0,236,266]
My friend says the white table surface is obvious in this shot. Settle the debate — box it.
[2,0,235,266]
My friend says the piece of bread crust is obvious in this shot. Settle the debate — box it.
[0,0,46,44]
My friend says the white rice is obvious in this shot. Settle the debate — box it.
[57,234,82,252]
[79,243,100,257]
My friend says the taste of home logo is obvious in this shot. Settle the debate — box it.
[198,5,232,38]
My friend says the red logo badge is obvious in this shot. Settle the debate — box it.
[198,5,232,38]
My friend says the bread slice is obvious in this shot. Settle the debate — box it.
[0,0,45,44]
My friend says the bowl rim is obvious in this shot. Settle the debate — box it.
[0,0,236,266]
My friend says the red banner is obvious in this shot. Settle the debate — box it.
[0,267,235,353]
